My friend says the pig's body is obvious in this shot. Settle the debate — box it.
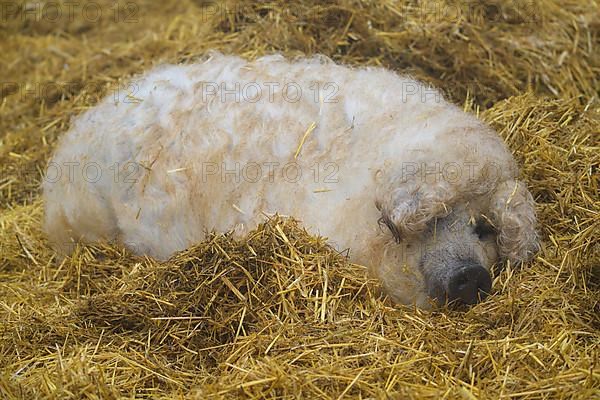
[44,53,538,307]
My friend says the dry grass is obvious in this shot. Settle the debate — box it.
[0,0,599,398]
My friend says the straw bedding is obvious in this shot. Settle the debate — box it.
[0,1,598,398]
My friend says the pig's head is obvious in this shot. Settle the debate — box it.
[375,180,539,308]
[417,207,497,306]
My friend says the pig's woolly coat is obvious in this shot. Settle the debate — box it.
[43,53,538,305]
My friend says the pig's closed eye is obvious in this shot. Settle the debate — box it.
[474,218,496,240]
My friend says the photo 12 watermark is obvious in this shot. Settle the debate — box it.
[198,81,340,104]
[1,78,447,105]
[1,1,139,23]
[42,160,341,185]
[41,157,501,187]
[195,1,540,24]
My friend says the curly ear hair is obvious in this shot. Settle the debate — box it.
[488,180,539,263]
[376,182,453,242]
[372,132,522,244]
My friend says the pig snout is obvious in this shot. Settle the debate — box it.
[446,262,492,305]
[425,259,493,307]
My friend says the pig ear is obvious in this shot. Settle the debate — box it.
[376,201,402,243]
[488,180,540,263]
[376,183,453,242]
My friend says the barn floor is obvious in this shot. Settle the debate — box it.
[0,1,598,398]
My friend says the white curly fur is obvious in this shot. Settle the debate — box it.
[43,53,539,306]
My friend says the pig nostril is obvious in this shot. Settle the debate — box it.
[447,264,492,305]
[455,272,469,287]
